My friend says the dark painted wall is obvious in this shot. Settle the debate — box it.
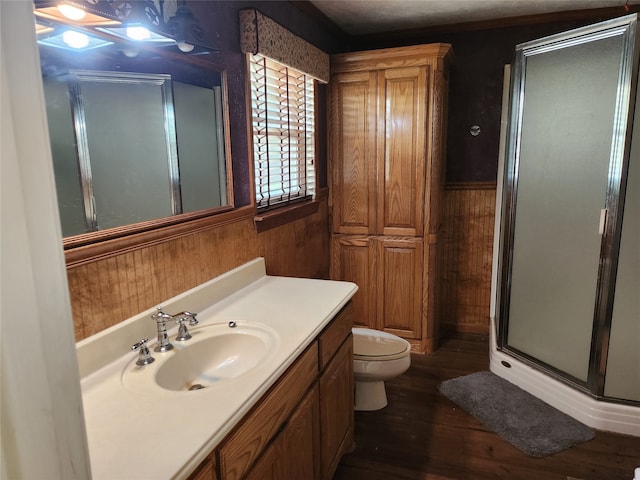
[189,1,347,207]
[348,14,631,183]
[189,1,630,187]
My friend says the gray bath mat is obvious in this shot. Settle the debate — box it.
[438,371,595,457]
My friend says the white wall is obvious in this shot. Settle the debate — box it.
[0,2,91,478]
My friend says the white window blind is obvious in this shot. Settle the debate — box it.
[249,54,316,210]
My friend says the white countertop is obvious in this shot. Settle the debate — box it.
[77,258,357,480]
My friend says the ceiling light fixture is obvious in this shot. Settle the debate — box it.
[34,0,121,27]
[98,0,175,45]
[126,25,151,41]
[34,0,217,53]
[58,3,86,20]
[62,29,89,48]
[37,28,113,51]
[166,4,201,53]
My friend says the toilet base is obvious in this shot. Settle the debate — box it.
[354,380,388,411]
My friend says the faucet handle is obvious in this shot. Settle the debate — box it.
[131,338,155,366]
[174,312,198,341]
[151,307,172,323]
[176,311,198,325]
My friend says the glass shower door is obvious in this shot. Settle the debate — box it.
[499,15,639,390]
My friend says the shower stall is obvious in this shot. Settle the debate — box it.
[491,14,640,436]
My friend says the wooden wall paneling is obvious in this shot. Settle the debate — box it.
[423,237,439,352]
[439,184,496,335]
[81,261,103,337]
[113,254,131,324]
[196,228,218,282]
[133,248,154,315]
[427,58,449,236]
[182,233,199,288]
[67,267,86,340]
[69,198,330,341]
[154,242,173,305]
[258,196,330,279]
[119,252,137,318]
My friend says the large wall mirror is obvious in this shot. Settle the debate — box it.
[36,4,233,253]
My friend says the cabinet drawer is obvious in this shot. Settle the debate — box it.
[318,302,353,370]
[218,342,318,480]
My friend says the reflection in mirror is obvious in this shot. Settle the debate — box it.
[37,12,231,238]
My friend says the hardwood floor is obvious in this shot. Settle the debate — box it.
[335,334,640,480]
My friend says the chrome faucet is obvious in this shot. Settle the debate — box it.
[151,307,174,352]
[131,338,155,366]
[174,311,199,341]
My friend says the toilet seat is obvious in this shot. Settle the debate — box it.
[353,327,411,361]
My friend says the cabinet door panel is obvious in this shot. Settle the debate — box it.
[283,386,320,480]
[378,67,427,237]
[244,438,282,480]
[330,72,377,234]
[218,344,318,480]
[319,336,354,480]
[331,236,376,329]
[188,456,217,480]
[377,237,423,339]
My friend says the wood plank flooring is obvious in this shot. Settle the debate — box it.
[335,334,640,480]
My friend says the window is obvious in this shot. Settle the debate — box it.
[249,54,316,210]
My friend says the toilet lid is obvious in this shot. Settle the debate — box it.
[352,328,410,358]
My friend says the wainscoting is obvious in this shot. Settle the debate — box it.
[68,196,330,341]
[67,184,496,342]
[439,183,496,336]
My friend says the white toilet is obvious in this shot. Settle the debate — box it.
[352,327,411,411]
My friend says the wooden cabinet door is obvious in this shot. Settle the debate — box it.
[378,67,428,237]
[282,386,320,480]
[188,455,217,480]
[218,345,318,480]
[248,386,320,480]
[376,237,423,340]
[331,236,376,329]
[319,335,354,480]
[244,437,282,480]
[330,71,378,235]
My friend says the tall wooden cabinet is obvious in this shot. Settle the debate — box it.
[329,44,452,353]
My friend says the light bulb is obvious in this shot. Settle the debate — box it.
[122,47,140,58]
[58,4,86,21]
[176,41,194,53]
[62,30,89,49]
[126,26,151,41]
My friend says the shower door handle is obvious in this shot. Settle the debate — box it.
[598,208,607,235]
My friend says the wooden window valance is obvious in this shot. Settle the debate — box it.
[239,9,330,84]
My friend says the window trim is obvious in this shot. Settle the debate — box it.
[253,194,321,233]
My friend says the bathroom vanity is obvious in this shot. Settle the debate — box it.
[76,258,357,479]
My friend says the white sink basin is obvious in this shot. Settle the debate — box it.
[122,322,278,393]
